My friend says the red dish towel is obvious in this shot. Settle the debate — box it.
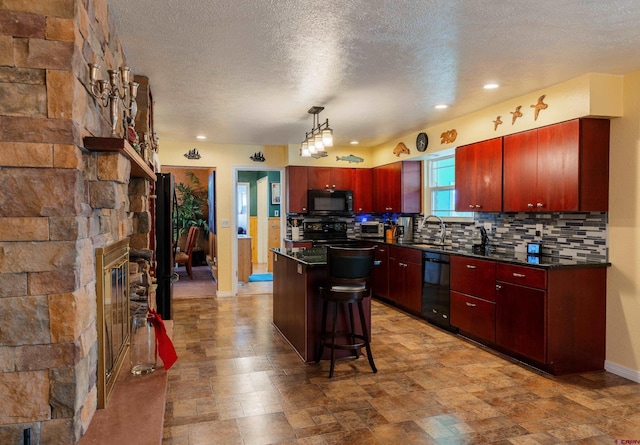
[147,308,178,370]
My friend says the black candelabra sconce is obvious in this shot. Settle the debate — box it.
[184,148,201,160]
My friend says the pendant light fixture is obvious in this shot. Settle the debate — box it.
[300,106,333,158]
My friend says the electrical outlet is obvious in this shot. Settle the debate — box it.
[484,222,492,232]
[274,210,279,217]
[221,219,230,228]
[535,223,543,238]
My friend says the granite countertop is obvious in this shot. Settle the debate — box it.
[273,240,610,269]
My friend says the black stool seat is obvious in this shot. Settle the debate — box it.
[316,247,377,378]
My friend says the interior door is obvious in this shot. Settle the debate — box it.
[257,177,268,263]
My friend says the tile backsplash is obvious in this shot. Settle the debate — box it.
[290,212,608,262]
[416,212,607,261]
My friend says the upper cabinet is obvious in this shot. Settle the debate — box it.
[353,168,372,213]
[503,118,610,212]
[455,137,503,212]
[286,166,308,214]
[307,166,354,190]
[372,161,422,213]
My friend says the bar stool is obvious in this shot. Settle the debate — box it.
[316,246,377,378]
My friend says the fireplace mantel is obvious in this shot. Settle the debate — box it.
[84,137,156,182]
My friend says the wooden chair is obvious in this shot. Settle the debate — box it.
[316,246,377,378]
[175,226,199,279]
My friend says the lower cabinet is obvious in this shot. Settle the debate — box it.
[388,246,423,312]
[450,291,495,343]
[495,280,546,363]
[372,244,390,299]
[449,255,496,342]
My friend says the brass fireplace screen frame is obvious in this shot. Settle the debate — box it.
[95,239,130,408]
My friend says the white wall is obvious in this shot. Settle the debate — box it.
[607,70,640,380]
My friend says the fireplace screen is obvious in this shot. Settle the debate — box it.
[95,239,130,408]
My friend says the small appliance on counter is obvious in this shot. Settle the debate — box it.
[360,221,384,238]
[396,216,414,243]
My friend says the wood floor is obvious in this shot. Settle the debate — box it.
[163,270,640,444]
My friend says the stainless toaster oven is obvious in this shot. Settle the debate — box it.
[360,222,384,238]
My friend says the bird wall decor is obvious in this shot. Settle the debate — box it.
[510,106,523,125]
[530,95,548,120]
[493,116,503,131]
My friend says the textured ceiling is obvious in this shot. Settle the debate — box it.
[107,0,640,148]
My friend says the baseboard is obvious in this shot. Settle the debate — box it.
[605,360,640,383]
[216,290,235,297]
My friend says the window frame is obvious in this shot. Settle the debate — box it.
[422,150,474,222]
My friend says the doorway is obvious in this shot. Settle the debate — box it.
[234,169,283,293]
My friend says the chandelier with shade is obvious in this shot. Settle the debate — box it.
[300,106,333,158]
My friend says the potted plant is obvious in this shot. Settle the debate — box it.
[174,172,209,250]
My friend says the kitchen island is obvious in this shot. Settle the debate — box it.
[271,247,371,363]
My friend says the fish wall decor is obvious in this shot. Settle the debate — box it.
[336,154,364,163]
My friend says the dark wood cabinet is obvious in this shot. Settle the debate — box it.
[450,255,496,342]
[495,280,546,363]
[372,243,389,299]
[503,118,610,212]
[353,168,372,213]
[450,291,496,343]
[495,262,606,374]
[307,167,354,190]
[286,166,308,213]
[450,256,496,301]
[372,161,422,213]
[388,246,423,312]
[455,137,503,212]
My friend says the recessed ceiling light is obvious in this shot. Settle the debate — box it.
[434,104,448,109]
[350,140,359,145]
[196,135,206,140]
[484,83,499,90]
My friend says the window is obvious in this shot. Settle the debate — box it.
[427,155,473,219]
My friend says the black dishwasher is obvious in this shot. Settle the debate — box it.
[422,252,456,332]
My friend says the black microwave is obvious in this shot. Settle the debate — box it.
[307,189,353,215]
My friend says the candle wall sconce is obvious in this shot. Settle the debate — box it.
[88,63,139,136]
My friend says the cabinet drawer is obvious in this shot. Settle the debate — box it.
[496,263,546,289]
[450,291,495,343]
[451,256,496,301]
[388,245,422,264]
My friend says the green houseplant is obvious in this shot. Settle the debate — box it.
[174,172,209,245]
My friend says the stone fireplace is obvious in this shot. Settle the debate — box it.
[0,1,156,443]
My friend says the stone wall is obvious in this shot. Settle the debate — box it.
[0,1,153,443]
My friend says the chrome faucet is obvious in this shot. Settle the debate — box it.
[419,214,446,245]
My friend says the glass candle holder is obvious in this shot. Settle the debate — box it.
[130,312,157,375]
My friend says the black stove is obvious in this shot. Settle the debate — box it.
[303,221,351,244]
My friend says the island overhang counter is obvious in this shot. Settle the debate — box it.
[271,247,372,363]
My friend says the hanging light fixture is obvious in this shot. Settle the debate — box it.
[299,106,333,158]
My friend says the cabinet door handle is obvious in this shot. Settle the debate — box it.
[513,273,526,278]
[466,264,476,269]
[475,204,481,208]
[537,202,543,208]
[468,204,474,209]
[465,302,476,307]
[527,203,534,208]
[496,284,501,290]
[379,249,385,252]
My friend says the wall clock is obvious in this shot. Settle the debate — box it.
[416,132,429,152]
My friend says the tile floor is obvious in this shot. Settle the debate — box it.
[163,269,640,444]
